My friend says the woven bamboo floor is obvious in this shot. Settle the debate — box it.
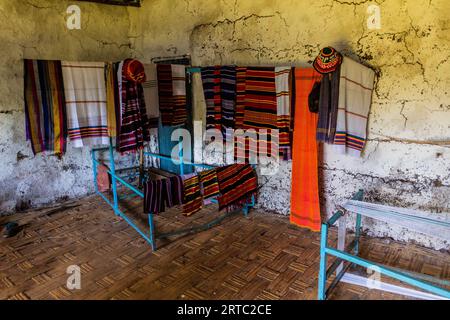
[0,193,449,300]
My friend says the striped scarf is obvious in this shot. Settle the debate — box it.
[61,61,109,147]
[105,63,117,137]
[216,164,258,212]
[316,67,340,143]
[199,168,220,199]
[142,64,160,129]
[157,64,187,126]
[144,175,184,214]
[118,59,150,153]
[275,66,293,160]
[241,67,278,162]
[183,175,203,216]
[200,66,236,140]
[334,57,375,156]
[24,60,67,155]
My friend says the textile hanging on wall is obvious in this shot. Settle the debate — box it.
[333,57,375,156]
[105,63,117,137]
[157,64,187,126]
[275,66,293,160]
[316,67,340,143]
[290,68,322,232]
[216,164,258,212]
[241,67,278,161]
[142,63,160,128]
[143,175,184,214]
[199,168,220,199]
[24,59,67,155]
[182,175,203,216]
[200,65,236,141]
[118,59,150,153]
[234,67,247,130]
[61,61,109,147]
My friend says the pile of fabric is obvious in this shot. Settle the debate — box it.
[143,164,258,216]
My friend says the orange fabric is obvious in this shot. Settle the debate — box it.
[290,68,322,232]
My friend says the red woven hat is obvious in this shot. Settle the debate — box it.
[313,47,342,74]
[123,59,146,83]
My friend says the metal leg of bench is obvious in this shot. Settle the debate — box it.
[318,223,329,300]
[355,213,362,255]
[148,213,156,251]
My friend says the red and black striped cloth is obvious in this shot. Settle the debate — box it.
[216,164,258,212]
[144,164,257,216]
[157,64,187,126]
[118,59,150,153]
[182,175,203,216]
[200,66,236,140]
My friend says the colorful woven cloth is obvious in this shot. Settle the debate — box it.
[157,64,187,126]
[290,68,322,232]
[200,65,236,140]
[234,67,247,129]
[24,60,67,155]
[143,64,160,129]
[105,63,118,137]
[183,175,203,216]
[199,168,220,199]
[61,61,109,147]
[143,176,184,214]
[316,67,340,143]
[216,164,258,212]
[242,67,278,161]
[118,59,150,153]
[333,57,375,156]
[275,66,293,160]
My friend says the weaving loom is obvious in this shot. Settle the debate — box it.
[318,190,450,300]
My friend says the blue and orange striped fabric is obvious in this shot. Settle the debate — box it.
[24,59,67,155]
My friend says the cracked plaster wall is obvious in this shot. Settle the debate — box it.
[0,0,449,249]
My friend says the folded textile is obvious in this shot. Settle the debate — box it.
[275,66,292,160]
[201,65,237,141]
[333,57,375,156]
[143,63,160,128]
[316,67,340,143]
[290,68,322,232]
[24,59,67,155]
[157,64,187,126]
[118,59,150,153]
[199,168,220,199]
[216,164,258,212]
[144,175,184,214]
[61,61,109,147]
[182,175,203,216]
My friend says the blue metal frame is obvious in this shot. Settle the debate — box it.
[317,189,450,300]
[91,138,255,251]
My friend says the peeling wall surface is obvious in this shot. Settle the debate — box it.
[0,0,449,249]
